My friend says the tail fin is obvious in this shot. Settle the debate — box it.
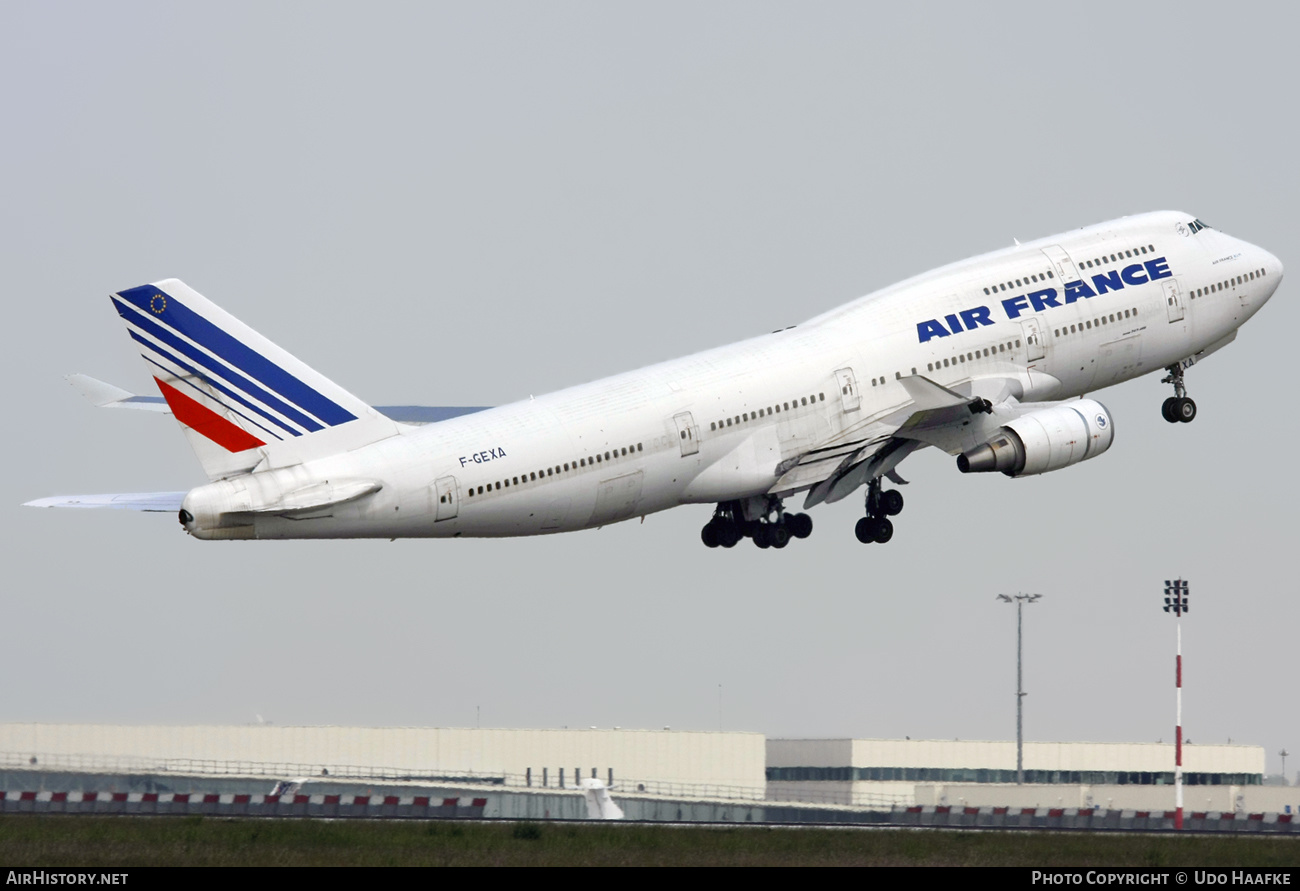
[111,279,398,480]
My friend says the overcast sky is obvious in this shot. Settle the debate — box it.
[2,2,1295,776]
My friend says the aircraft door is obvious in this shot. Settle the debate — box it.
[434,476,459,521]
[1021,318,1047,362]
[1097,335,1142,386]
[1041,245,1081,283]
[588,471,644,527]
[1162,278,1186,323]
[539,497,571,531]
[834,368,861,413]
[672,412,700,457]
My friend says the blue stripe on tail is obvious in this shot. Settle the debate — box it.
[115,299,324,433]
[139,353,285,442]
[130,332,294,439]
[116,285,357,427]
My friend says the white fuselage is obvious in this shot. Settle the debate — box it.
[181,211,1282,540]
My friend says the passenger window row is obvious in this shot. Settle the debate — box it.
[710,394,825,432]
[1079,244,1156,270]
[460,257,1269,503]
[926,340,1020,373]
[1191,268,1267,300]
[465,443,645,498]
[983,270,1054,296]
[1053,308,1139,338]
[871,369,921,386]
[981,245,1162,298]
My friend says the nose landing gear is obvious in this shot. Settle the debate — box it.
[855,478,903,544]
[1160,363,1197,423]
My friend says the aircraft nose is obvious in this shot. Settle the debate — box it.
[1260,246,1283,286]
[1255,246,1283,307]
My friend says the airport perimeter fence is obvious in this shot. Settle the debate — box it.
[0,752,508,787]
[1,791,1296,832]
[603,778,901,810]
[0,751,900,811]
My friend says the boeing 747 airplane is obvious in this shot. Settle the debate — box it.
[27,211,1282,548]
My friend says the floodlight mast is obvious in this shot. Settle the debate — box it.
[997,593,1041,785]
[1163,578,1190,830]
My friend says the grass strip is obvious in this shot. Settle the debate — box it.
[0,816,1296,867]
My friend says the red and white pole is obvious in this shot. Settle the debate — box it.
[1164,578,1188,831]
[1175,621,1183,830]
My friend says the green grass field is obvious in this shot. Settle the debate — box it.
[0,816,1297,867]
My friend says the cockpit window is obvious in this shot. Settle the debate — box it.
[1189,218,1211,234]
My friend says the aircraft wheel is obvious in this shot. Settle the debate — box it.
[874,517,894,543]
[770,523,791,549]
[1176,397,1197,423]
[720,524,741,548]
[701,523,720,548]
[882,490,904,516]
[789,513,813,539]
[753,527,771,549]
[855,517,880,544]
[1161,396,1179,423]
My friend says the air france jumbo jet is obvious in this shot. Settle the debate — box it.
[27,211,1282,548]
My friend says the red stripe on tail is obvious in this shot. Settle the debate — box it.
[154,377,266,453]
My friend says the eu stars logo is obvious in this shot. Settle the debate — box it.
[150,293,167,314]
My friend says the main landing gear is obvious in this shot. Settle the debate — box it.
[855,478,903,545]
[701,498,813,550]
[1160,363,1197,424]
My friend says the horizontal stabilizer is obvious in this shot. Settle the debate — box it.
[67,374,168,411]
[66,375,487,427]
[376,405,490,425]
[25,492,186,511]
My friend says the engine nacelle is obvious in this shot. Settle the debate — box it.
[957,399,1115,477]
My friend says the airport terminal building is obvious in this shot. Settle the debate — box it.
[0,723,1293,815]
[766,738,1275,812]
[0,723,766,799]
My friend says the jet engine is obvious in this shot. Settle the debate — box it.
[956,399,1114,477]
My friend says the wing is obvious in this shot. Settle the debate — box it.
[786,375,1025,509]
